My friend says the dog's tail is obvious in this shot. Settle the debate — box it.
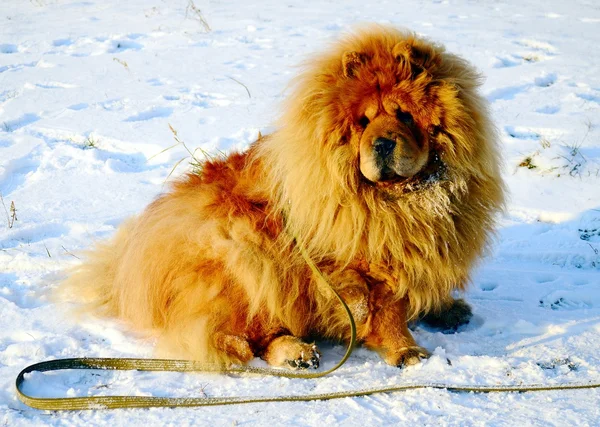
[55,218,136,319]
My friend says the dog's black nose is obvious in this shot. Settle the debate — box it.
[374,137,396,158]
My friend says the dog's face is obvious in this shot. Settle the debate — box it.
[356,96,429,184]
[333,40,459,191]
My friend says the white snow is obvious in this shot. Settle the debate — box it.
[1,0,600,425]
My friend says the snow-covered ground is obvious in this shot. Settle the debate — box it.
[2,0,600,425]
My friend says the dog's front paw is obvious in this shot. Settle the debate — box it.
[262,335,321,370]
[286,344,321,370]
[385,346,430,367]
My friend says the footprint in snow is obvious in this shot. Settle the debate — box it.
[577,93,600,105]
[147,78,165,86]
[0,61,38,74]
[579,227,600,241]
[492,38,556,69]
[108,40,143,53]
[486,84,530,102]
[1,113,40,133]
[107,35,145,53]
[536,105,560,114]
[492,53,546,68]
[0,89,19,103]
[492,54,523,68]
[539,292,590,310]
[534,274,557,284]
[35,82,78,89]
[534,73,557,87]
[487,71,558,103]
[52,38,73,47]
[1,223,70,248]
[504,126,540,140]
[479,282,498,291]
[515,39,557,54]
[0,287,45,310]
[124,106,173,122]
[0,43,19,54]
[67,103,88,111]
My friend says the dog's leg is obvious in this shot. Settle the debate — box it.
[261,335,321,370]
[326,268,370,324]
[363,283,430,367]
[213,332,255,364]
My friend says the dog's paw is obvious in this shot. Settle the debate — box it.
[262,335,321,370]
[420,298,472,331]
[385,346,430,367]
[286,344,321,370]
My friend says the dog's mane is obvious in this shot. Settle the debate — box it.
[256,26,504,316]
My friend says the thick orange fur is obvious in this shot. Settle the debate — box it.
[59,26,504,369]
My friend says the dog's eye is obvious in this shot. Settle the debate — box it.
[396,110,414,125]
[358,116,370,128]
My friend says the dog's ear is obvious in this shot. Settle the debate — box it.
[392,41,413,62]
[342,51,366,78]
[393,40,440,74]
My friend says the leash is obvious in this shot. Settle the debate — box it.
[15,243,600,410]
[15,356,600,410]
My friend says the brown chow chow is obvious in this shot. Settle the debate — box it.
[60,26,504,369]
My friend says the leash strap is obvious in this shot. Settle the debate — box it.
[15,356,600,410]
[15,242,600,410]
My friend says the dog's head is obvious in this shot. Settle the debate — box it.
[339,34,470,193]
[272,27,493,198]
[268,26,499,203]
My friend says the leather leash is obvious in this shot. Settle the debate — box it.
[15,242,600,410]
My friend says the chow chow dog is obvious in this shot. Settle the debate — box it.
[61,26,504,370]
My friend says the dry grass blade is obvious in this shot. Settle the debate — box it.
[62,245,80,259]
[186,0,211,32]
[112,57,129,70]
[9,200,17,228]
[147,141,181,162]
[151,124,219,183]
[227,76,251,98]
[170,123,213,162]
[165,157,187,183]
[168,123,178,137]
